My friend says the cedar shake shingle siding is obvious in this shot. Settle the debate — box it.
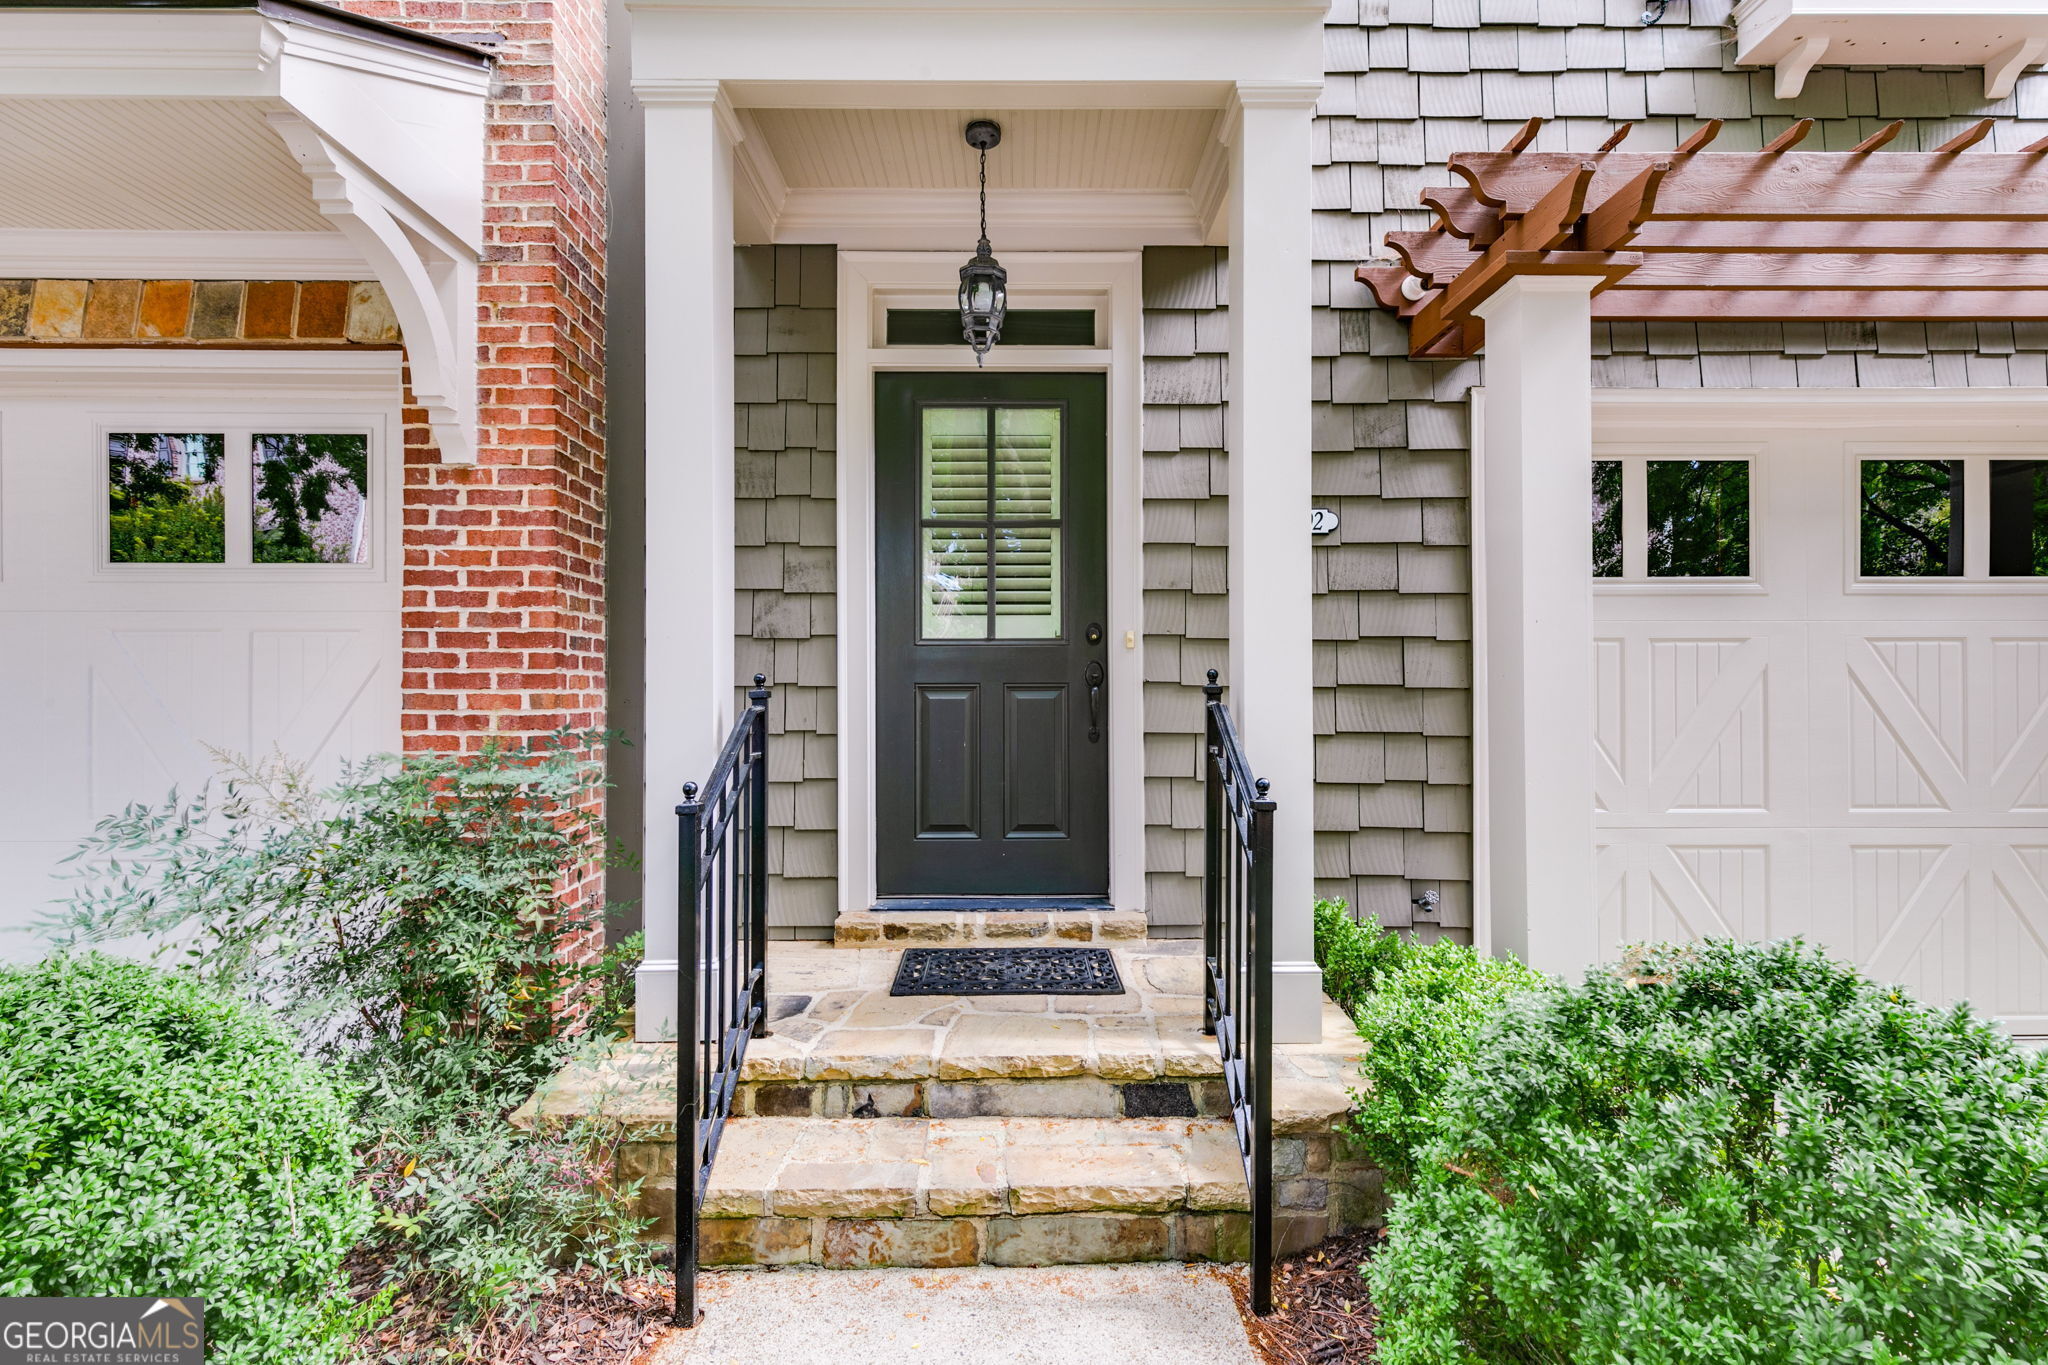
[1305,0,2048,943]
[726,2,2048,940]
[735,245,840,934]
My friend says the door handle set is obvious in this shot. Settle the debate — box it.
[1084,659,1105,742]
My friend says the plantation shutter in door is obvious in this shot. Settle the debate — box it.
[994,408,1061,639]
[919,405,1064,641]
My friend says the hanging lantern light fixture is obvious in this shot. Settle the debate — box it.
[958,119,1007,364]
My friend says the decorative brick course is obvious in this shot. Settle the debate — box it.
[0,279,401,345]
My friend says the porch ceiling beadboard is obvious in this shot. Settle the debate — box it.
[1309,0,2048,947]
[734,245,841,933]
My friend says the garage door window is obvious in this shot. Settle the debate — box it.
[1589,455,1753,581]
[1855,455,2047,581]
[107,433,226,564]
[1989,460,2047,577]
[103,428,372,571]
[253,434,370,565]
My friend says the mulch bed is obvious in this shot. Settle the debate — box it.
[344,1255,676,1365]
[1238,1228,1385,1365]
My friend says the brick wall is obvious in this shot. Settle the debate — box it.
[335,0,609,762]
[1303,0,2048,943]
[733,246,840,934]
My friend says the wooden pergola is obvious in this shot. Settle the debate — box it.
[1356,117,2048,358]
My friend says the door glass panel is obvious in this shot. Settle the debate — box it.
[1989,460,2047,577]
[922,408,989,519]
[253,434,370,564]
[995,408,1060,518]
[1591,459,1622,577]
[1860,459,1963,577]
[923,526,989,639]
[1647,459,1749,577]
[993,527,1061,639]
[107,433,226,563]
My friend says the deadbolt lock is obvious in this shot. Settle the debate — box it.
[1085,622,1104,645]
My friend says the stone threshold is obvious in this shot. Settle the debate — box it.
[835,907,1150,946]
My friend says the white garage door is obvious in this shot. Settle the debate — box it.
[1593,412,2048,1037]
[0,353,402,957]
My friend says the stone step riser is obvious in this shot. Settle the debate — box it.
[694,1211,1256,1269]
[833,908,1151,948]
[739,1076,1230,1121]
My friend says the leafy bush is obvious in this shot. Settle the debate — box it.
[55,733,653,1326]
[1313,897,1416,1013]
[108,487,226,563]
[1346,937,1546,1183]
[0,955,369,1363]
[1368,938,2048,1365]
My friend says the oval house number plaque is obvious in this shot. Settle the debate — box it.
[1309,507,1339,535]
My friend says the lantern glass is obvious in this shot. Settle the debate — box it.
[959,254,1008,359]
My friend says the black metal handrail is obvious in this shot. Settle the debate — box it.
[673,674,771,1328]
[1201,668,1276,1316]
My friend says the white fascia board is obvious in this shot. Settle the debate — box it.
[0,229,366,280]
[0,11,282,97]
[630,4,1325,93]
[1735,0,2048,98]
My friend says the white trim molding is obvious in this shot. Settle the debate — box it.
[1733,0,2048,101]
[0,5,490,464]
[835,251,1148,926]
[1470,383,2048,976]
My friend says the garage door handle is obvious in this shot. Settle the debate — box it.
[1084,661,1105,743]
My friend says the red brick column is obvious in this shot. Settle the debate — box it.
[336,0,609,759]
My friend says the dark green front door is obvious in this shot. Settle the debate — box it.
[875,372,1110,900]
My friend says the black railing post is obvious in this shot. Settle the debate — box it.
[673,781,703,1329]
[1201,669,1224,1038]
[1249,776,1277,1318]
[747,674,771,1039]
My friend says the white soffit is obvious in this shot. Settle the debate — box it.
[0,7,490,462]
[1734,0,2048,100]
[0,99,334,234]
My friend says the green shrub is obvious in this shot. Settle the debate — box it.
[54,734,652,1325]
[109,487,226,563]
[1312,897,1417,1013]
[1367,938,2048,1365]
[1346,937,1546,1183]
[0,955,369,1363]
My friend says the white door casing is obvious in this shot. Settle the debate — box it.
[0,352,403,958]
[1588,394,2048,1038]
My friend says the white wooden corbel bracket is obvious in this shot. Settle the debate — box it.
[267,112,480,464]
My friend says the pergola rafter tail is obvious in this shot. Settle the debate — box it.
[1360,117,2048,359]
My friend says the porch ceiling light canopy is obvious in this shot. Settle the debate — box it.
[0,1,491,462]
[1357,116,2048,359]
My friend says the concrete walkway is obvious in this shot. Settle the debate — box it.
[640,1263,1258,1365]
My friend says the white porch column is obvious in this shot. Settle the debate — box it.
[1227,81,1323,1043]
[635,82,738,1040]
[1470,276,1599,977]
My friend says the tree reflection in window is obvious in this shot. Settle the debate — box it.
[1860,460,1963,577]
[1647,459,1749,577]
[1989,460,2046,577]
[253,434,370,564]
[1591,460,1622,577]
[108,433,226,563]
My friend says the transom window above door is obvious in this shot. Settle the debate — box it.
[920,405,1063,640]
[1590,453,1752,581]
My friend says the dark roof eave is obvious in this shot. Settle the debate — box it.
[11,0,495,70]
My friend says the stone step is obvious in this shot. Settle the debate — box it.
[833,906,1150,947]
[667,1116,1262,1268]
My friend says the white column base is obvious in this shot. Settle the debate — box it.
[1272,959,1327,1044]
[634,961,678,1042]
